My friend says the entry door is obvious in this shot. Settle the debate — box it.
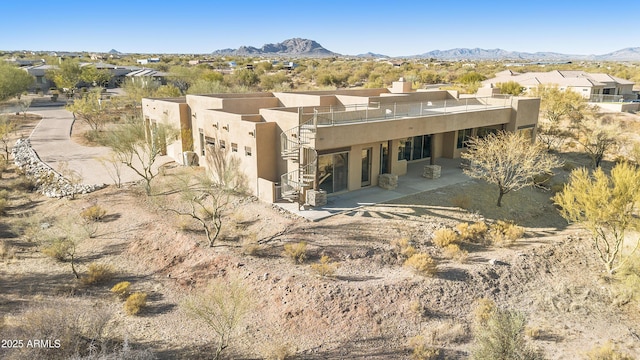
[361,147,372,187]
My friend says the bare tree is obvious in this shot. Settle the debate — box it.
[182,277,253,360]
[462,131,562,207]
[572,115,620,168]
[102,116,174,195]
[0,115,17,162]
[554,162,640,274]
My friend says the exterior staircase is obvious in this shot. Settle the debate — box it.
[279,115,317,205]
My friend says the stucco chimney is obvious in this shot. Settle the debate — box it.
[391,77,412,93]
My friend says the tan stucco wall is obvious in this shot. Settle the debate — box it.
[141,98,189,163]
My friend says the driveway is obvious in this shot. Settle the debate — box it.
[29,108,173,186]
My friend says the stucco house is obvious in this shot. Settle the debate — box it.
[482,70,636,102]
[142,79,540,206]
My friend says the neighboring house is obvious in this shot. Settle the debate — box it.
[23,64,57,94]
[142,78,539,205]
[126,68,168,86]
[79,62,133,88]
[136,58,160,65]
[483,70,636,102]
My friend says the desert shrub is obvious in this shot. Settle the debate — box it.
[488,220,525,247]
[10,176,36,192]
[310,255,338,277]
[80,204,107,222]
[261,342,296,360]
[242,233,262,256]
[391,238,417,259]
[0,190,8,215]
[425,320,469,346]
[124,292,148,315]
[432,228,458,248]
[41,238,74,261]
[613,254,640,306]
[525,326,542,340]
[0,302,113,359]
[283,241,307,264]
[0,240,16,260]
[451,193,471,209]
[473,298,497,326]
[586,342,634,360]
[473,308,543,360]
[408,335,440,360]
[111,281,131,300]
[81,262,115,286]
[405,253,437,277]
[442,244,469,263]
[456,221,488,243]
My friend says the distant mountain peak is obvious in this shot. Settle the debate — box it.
[212,38,337,57]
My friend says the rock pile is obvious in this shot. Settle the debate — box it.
[12,138,105,198]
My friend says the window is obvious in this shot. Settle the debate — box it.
[219,140,226,149]
[199,129,205,156]
[231,143,238,152]
[477,127,498,139]
[457,128,473,149]
[205,137,215,151]
[244,146,252,156]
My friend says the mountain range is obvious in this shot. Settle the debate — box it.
[211,38,640,61]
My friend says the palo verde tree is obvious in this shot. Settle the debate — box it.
[0,62,34,101]
[66,88,112,132]
[495,81,524,96]
[462,131,562,207]
[101,116,174,195]
[46,59,83,96]
[182,277,253,360]
[554,162,640,275]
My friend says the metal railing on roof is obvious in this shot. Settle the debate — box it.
[308,96,513,126]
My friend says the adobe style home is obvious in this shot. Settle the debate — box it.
[141,79,540,206]
[483,70,637,102]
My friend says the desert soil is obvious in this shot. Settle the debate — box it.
[1,112,639,359]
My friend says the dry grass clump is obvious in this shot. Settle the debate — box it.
[0,240,16,260]
[473,298,497,326]
[442,244,469,263]
[80,204,107,222]
[488,220,525,247]
[260,342,296,360]
[241,233,262,256]
[111,281,131,300]
[0,189,9,215]
[456,222,488,243]
[124,292,148,315]
[586,342,634,360]
[432,228,458,248]
[407,335,441,360]
[283,241,307,264]
[81,262,115,286]
[310,255,338,278]
[405,253,437,277]
[391,238,417,259]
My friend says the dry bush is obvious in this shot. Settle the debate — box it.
[80,204,107,222]
[310,255,338,277]
[81,263,115,286]
[613,254,640,307]
[432,228,458,248]
[456,221,488,243]
[532,173,553,187]
[10,176,35,192]
[473,298,496,326]
[283,241,307,264]
[124,292,148,316]
[391,238,417,259]
[525,326,542,340]
[407,335,440,360]
[0,240,16,260]
[442,244,469,263]
[473,308,543,360]
[586,342,634,360]
[41,238,74,262]
[405,253,437,277]
[488,220,525,247]
[0,190,8,215]
[425,320,470,346]
[260,342,296,360]
[451,193,471,209]
[0,302,113,360]
[111,281,131,300]
[241,233,262,256]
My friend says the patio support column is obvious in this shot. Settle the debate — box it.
[430,137,436,165]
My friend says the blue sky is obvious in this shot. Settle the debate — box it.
[1,1,637,56]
